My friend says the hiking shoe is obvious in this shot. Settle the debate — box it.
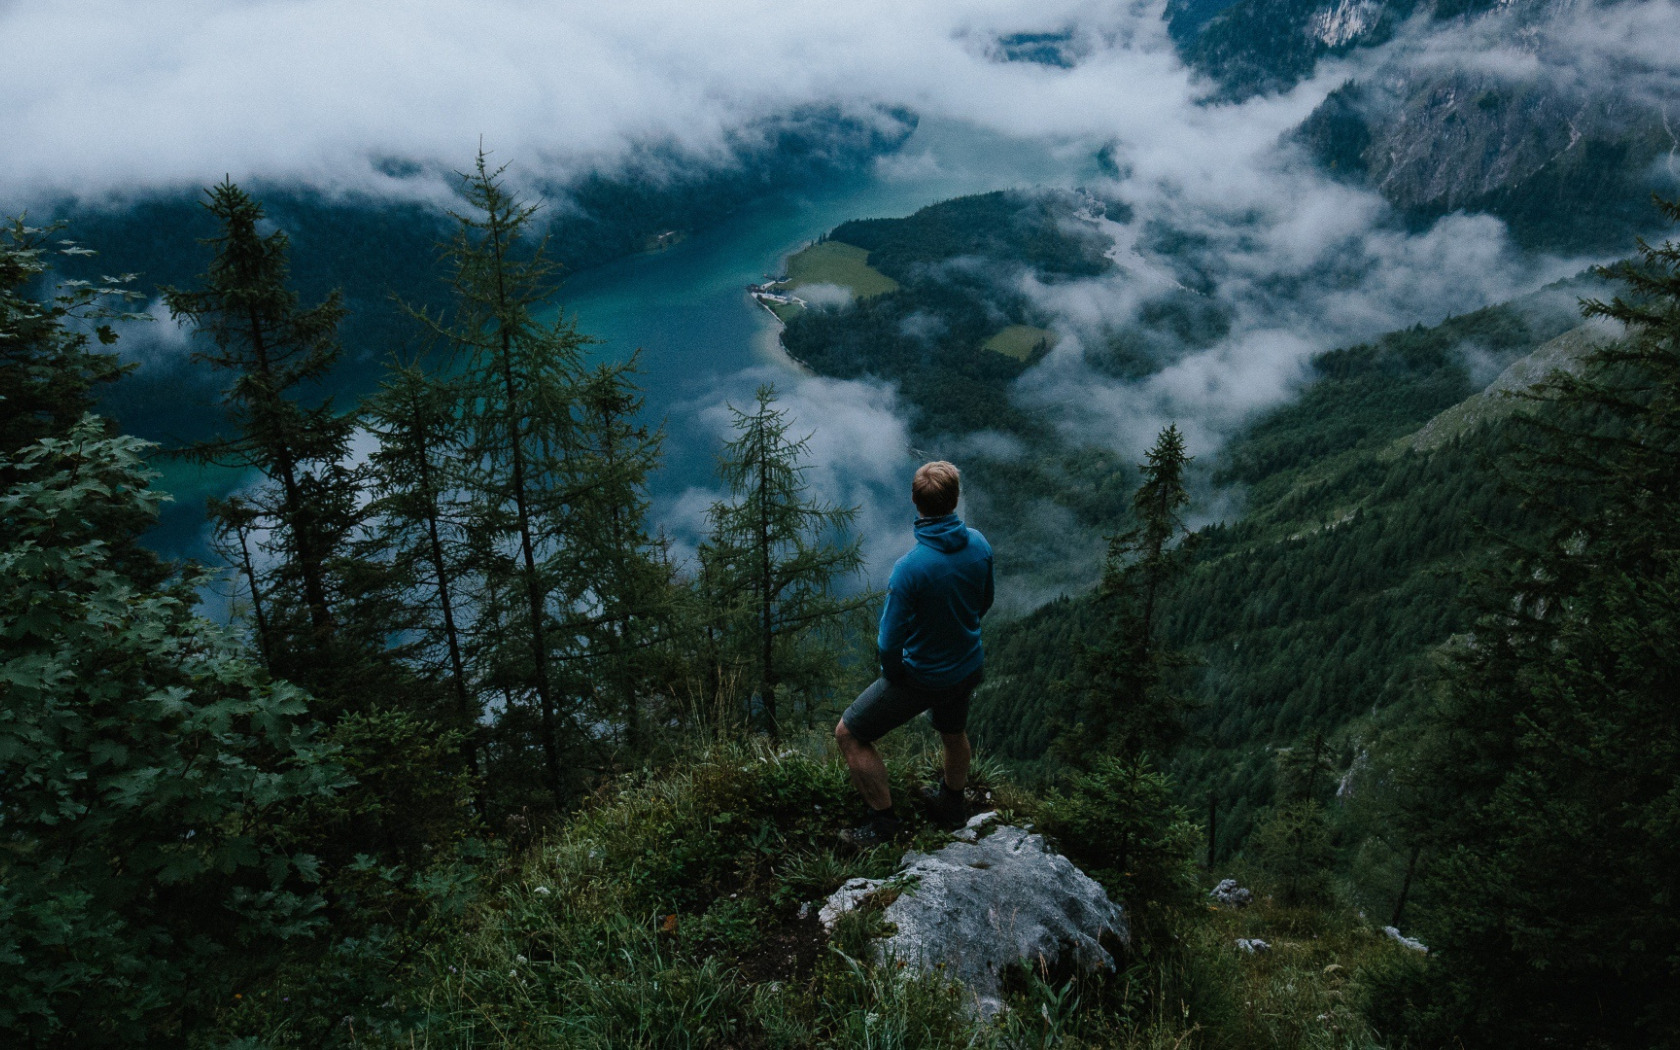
[917,781,968,829]
[838,817,904,851]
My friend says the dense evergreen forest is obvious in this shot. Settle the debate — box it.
[782,189,1114,436]
[3,144,1679,1046]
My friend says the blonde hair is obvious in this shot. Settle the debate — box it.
[912,461,961,517]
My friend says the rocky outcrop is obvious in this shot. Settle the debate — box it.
[1292,1,1679,249]
[1210,878,1254,908]
[819,824,1128,1017]
[1395,320,1615,453]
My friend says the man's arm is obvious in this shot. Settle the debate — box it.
[980,551,995,617]
[877,572,912,682]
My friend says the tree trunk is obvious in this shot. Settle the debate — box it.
[1206,791,1218,868]
[246,305,333,642]
[408,390,479,781]
[1391,843,1421,927]
[234,519,272,670]
[487,213,563,805]
[757,437,776,734]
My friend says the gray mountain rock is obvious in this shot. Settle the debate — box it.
[1210,878,1254,908]
[819,824,1128,1017]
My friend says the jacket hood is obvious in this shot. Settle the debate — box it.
[914,514,969,553]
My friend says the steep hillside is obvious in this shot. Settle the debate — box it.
[1298,72,1675,251]
[971,274,1604,858]
[1172,0,1680,250]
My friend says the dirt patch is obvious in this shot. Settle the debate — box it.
[735,908,829,984]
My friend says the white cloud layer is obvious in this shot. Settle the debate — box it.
[3,0,1189,204]
[10,0,1660,600]
[662,368,915,582]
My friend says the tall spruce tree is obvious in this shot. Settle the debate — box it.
[1394,199,1680,1047]
[163,182,379,704]
[700,384,870,734]
[1057,424,1195,762]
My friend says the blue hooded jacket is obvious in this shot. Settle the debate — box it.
[877,514,995,688]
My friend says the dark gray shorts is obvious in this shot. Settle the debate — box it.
[840,671,982,744]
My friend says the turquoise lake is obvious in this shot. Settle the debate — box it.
[141,119,1099,564]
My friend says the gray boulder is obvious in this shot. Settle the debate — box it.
[819,824,1127,1017]
[1209,878,1252,908]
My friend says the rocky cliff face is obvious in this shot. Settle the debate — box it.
[1172,0,1680,249]
[1299,71,1673,248]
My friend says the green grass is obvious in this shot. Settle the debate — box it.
[206,733,1419,1049]
[982,324,1054,361]
[784,241,899,299]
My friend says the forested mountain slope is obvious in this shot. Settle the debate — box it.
[971,274,1603,854]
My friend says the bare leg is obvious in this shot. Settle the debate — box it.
[940,731,971,792]
[835,719,892,811]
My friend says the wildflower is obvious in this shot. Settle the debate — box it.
[534,885,551,896]
[515,955,528,964]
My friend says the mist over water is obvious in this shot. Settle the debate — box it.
[7,0,1643,603]
[127,119,1096,582]
[555,119,1098,580]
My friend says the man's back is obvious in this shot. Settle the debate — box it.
[878,513,994,689]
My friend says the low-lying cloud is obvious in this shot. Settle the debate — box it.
[9,0,1666,600]
[661,368,914,582]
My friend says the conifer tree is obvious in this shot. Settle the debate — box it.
[1058,424,1195,762]
[362,360,481,770]
[420,151,669,801]
[562,362,676,755]
[163,182,374,701]
[1395,199,1680,1046]
[700,384,870,734]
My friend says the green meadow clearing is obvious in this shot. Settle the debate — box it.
[982,324,1054,360]
[784,240,899,298]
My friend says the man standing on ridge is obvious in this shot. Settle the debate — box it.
[836,460,994,848]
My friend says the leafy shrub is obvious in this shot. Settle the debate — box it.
[0,421,347,1046]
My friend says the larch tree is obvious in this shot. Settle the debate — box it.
[420,151,605,802]
[701,383,871,735]
[361,359,482,773]
[560,361,675,756]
